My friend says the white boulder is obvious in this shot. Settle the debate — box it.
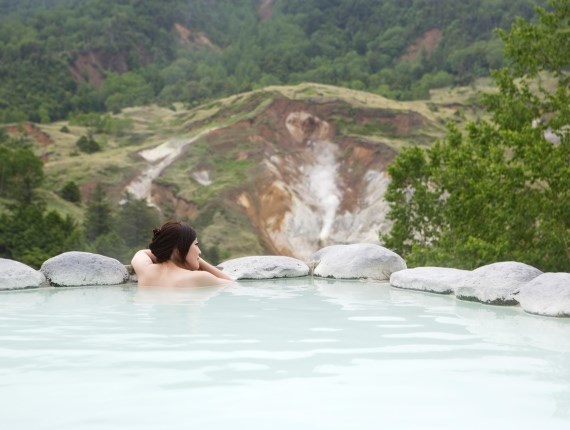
[40,251,129,287]
[390,267,470,294]
[218,255,309,279]
[455,262,542,305]
[310,243,406,280]
[515,273,570,317]
[0,258,47,290]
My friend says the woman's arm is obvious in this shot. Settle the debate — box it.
[131,249,157,274]
[188,270,234,287]
[198,258,234,281]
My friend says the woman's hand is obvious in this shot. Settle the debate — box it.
[197,258,234,281]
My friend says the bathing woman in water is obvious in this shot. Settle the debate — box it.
[131,221,234,287]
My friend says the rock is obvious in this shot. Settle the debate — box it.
[515,273,570,317]
[0,258,47,290]
[390,267,470,294]
[125,264,138,283]
[40,251,129,287]
[310,243,406,280]
[285,111,331,143]
[218,255,309,279]
[455,262,543,305]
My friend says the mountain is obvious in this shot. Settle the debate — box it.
[9,82,485,260]
[0,0,542,123]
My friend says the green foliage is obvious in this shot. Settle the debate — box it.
[102,72,154,113]
[114,194,161,249]
[76,134,101,153]
[69,113,133,135]
[0,137,44,204]
[382,0,570,271]
[0,203,78,268]
[60,181,81,203]
[90,232,130,263]
[68,112,104,128]
[83,183,112,241]
[97,115,133,136]
[0,0,544,121]
[0,129,80,267]
[200,245,229,266]
[81,188,162,262]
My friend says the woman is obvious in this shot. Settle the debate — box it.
[131,221,234,287]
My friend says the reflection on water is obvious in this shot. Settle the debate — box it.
[135,284,226,306]
[0,279,569,429]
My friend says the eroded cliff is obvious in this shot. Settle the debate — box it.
[125,86,448,258]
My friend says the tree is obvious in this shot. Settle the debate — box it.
[0,203,78,268]
[60,181,81,203]
[76,134,101,153]
[382,0,570,271]
[102,72,155,113]
[83,183,112,242]
[0,130,80,267]
[91,232,129,263]
[0,146,44,205]
[115,194,161,249]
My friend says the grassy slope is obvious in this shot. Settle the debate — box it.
[3,81,487,256]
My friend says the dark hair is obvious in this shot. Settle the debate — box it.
[149,221,197,266]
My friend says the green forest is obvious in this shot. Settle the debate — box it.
[0,0,543,122]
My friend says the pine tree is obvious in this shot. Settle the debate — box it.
[83,183,112,242]
[115,193,161,249]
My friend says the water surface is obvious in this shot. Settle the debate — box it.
[1,278,569,429]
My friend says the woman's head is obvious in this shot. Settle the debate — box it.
[149,221,198,268]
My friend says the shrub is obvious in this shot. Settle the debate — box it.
[60,181,81,203]
[76,135,101,153]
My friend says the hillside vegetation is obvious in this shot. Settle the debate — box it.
[0,79,485,266]
[383,0,569,271]
[0,0,542,122]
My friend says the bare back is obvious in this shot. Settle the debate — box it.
[131,250,233,288]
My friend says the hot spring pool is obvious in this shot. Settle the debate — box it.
[1,277,569,429]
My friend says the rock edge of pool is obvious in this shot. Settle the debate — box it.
[1,243,569,318]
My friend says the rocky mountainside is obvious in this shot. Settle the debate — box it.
[24,83,482,259]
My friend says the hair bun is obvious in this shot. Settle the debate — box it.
[152,228,161,240]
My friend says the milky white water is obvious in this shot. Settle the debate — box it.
[1,278,569,430]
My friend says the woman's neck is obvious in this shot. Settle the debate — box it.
[162,259,190,270]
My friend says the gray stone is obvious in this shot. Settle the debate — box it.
[125,264,138,283]
[390,267,470,294]
[455,261,543,305]
[310,243,406,280]
[218,255,309,279]
[515,273,570,317]
[0,258,47,290]
[41,251,129,287]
